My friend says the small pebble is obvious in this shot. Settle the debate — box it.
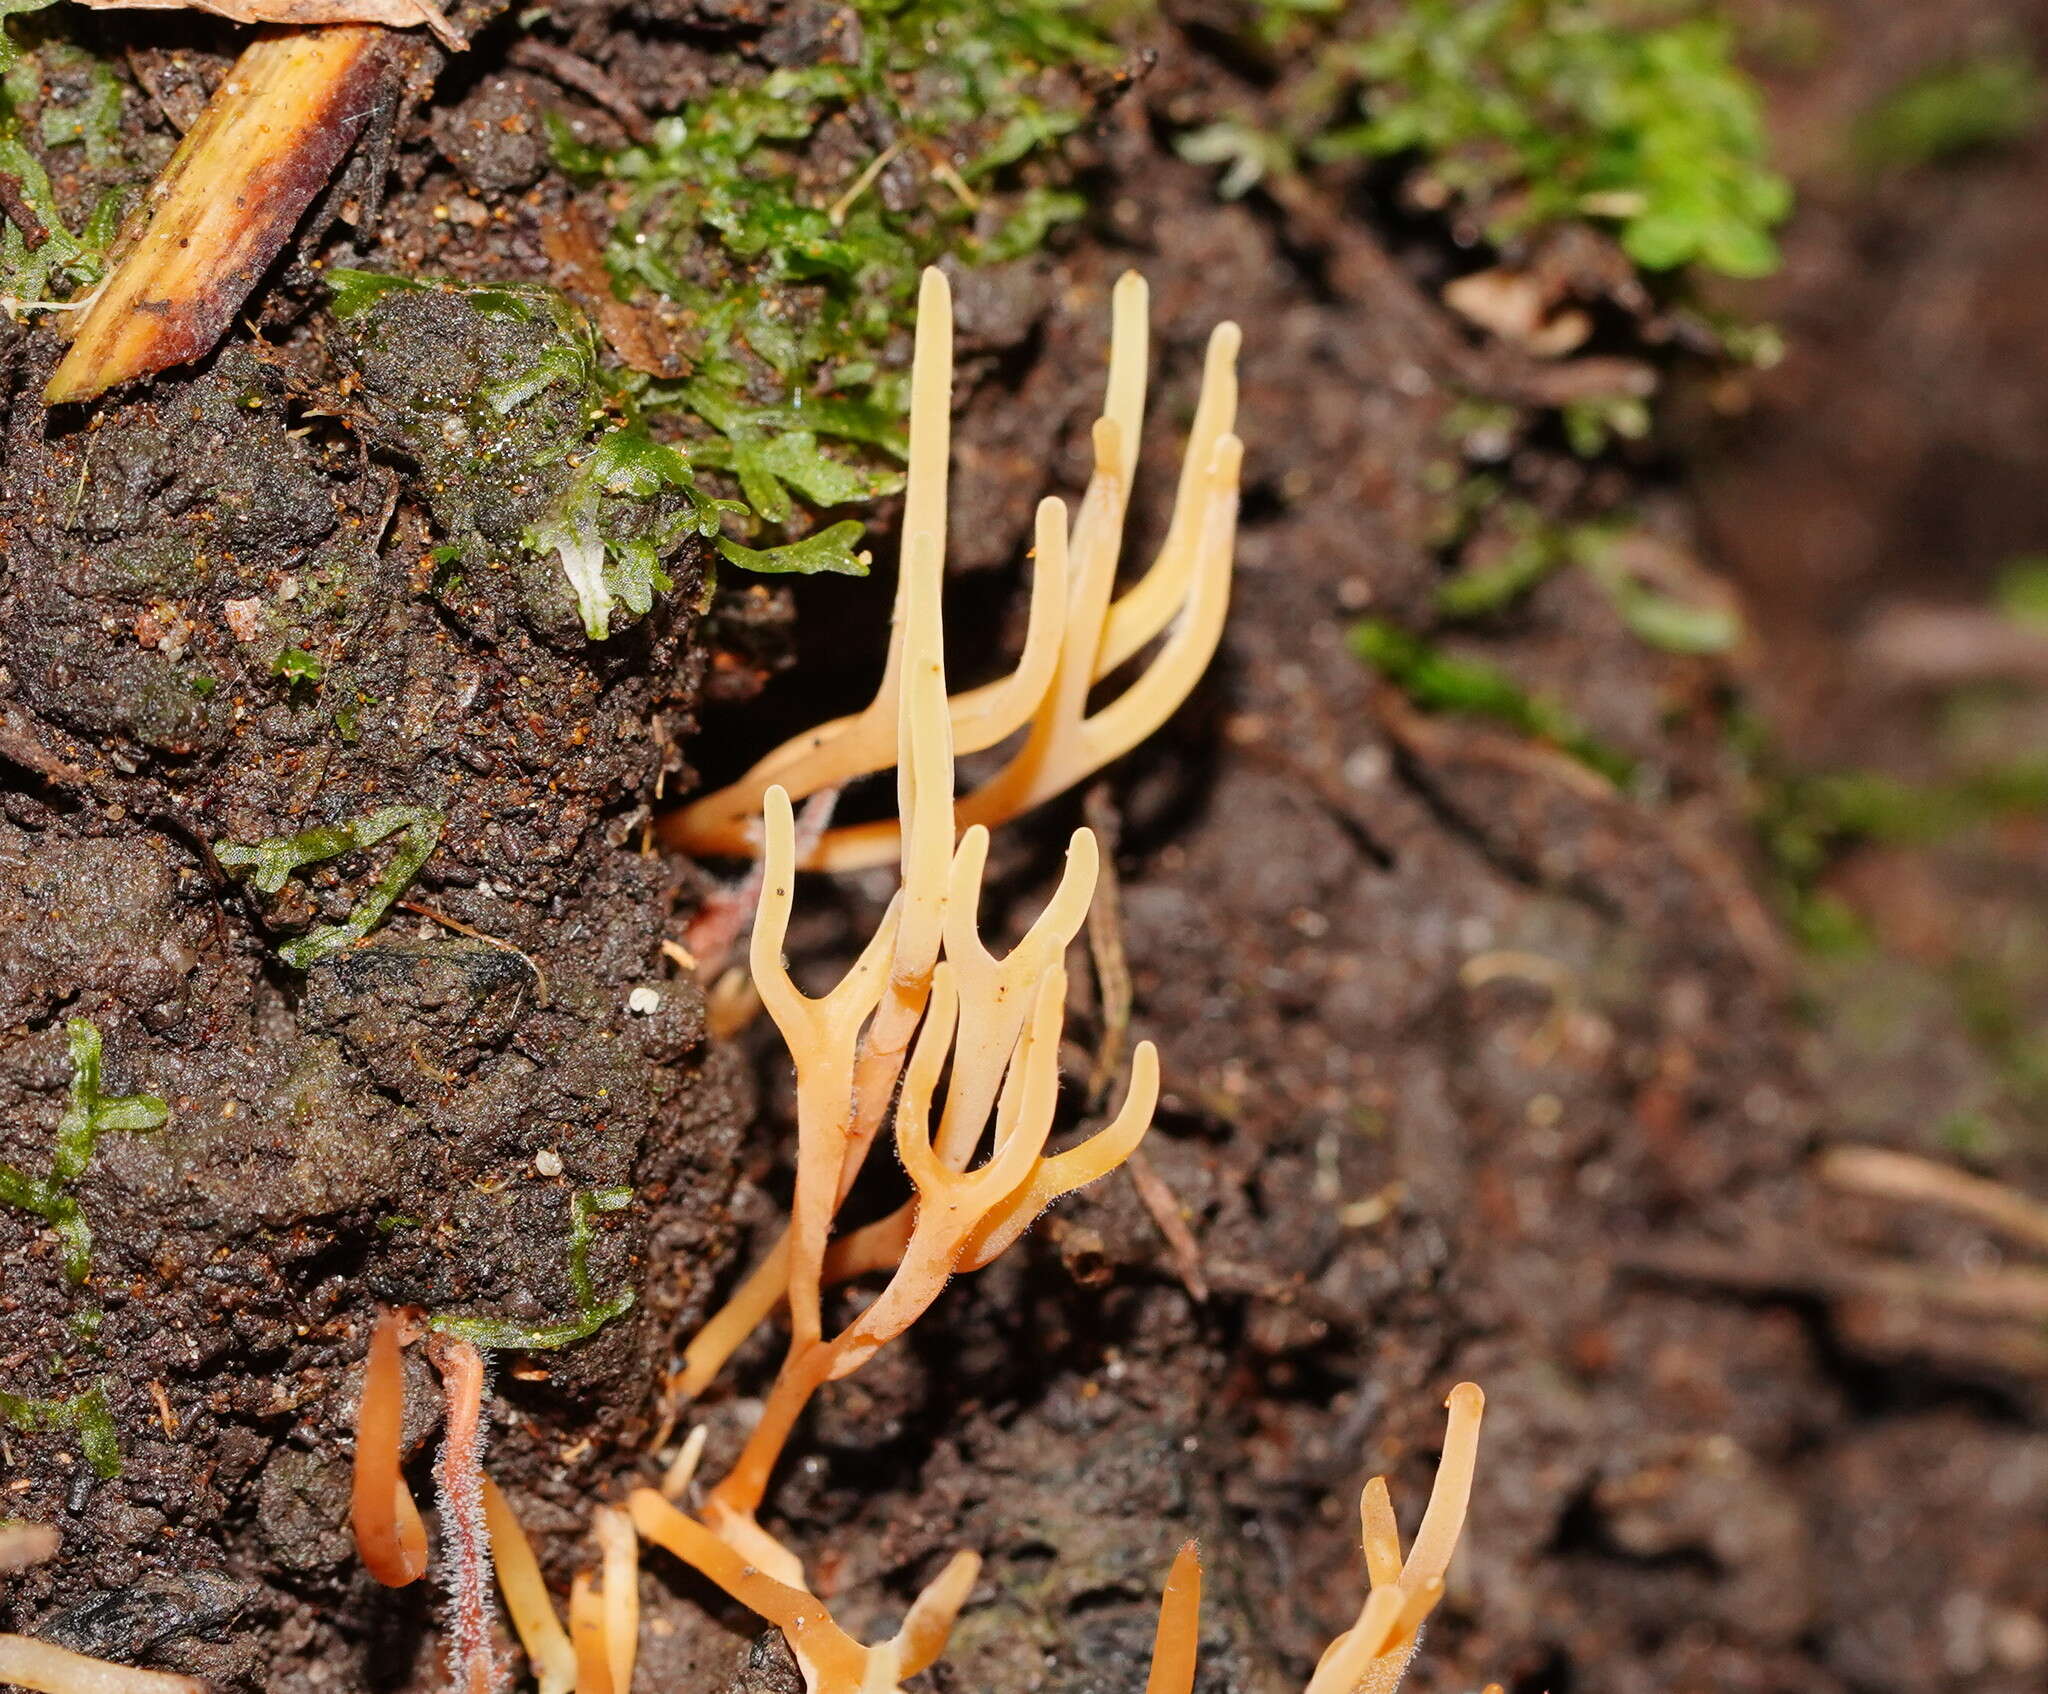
[534,1149,563,1178]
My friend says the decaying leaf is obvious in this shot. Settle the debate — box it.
[73,0,463,50]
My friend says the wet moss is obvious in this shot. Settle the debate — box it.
[0,1020,167,1284]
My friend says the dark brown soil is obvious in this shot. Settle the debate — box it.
[3,5,2045,1694]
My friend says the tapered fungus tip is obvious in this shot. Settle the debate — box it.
[1446,1381,1484,1418]
[1211,321,1243,361]
[1144,1539,1205,1694]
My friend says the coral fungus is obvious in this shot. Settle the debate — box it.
[661,269,1241,872]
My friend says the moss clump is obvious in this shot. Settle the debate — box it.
[217,805,443,969]
[0,1383,121,1477]
[429,1184,635,1351]
[0,41,128,310]
[1227,0,1787,279]
[0,1021,168,1284]
[557,0,1112,530]
[331,272,868,638]
[1351,616,1636,786]
[1854,52,2044,173]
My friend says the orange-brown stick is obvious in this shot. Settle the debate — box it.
[46,26,394,405]
[350,1308,428,1587]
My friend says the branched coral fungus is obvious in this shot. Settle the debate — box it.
[1135,1386,1487,1694]
[670,263,1236,1403]
[331,267,1483,1694]
[661,268,1242,872]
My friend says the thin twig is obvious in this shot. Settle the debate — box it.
[399,899,549,1007]
[1083,784,1130,1107]
[1817,1146,2048,1255]
[1126,1149,1208,1304]
[507,39,651,144]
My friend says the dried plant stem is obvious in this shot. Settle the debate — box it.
[46,26,394,405]
[1817,1145,2048,1253]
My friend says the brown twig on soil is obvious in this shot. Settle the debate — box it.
[0,706,92,791]
[1625,1240,2048,1322]
[1817,1145,2048,1254]
[1126,1148,1210,1304]
[506,39,651,143]
[45,27,398,405]
[0,171,50,248]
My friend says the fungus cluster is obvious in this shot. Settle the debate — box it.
[5,269,1487,1694]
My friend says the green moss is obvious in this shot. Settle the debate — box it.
[0,1021,168,1284]
[217,805,443,969]
[272,648,323,688]
[1313,0,1790,278]
[1995,556,2048,627]
[561,0,1111,537]
[1350,616,1636,785]
[1854,52,2044,173]
[0,49,125,309]
[0,1,56,72]
[0,1383,121,1477]
[331,271,870,631]
[1435,503,1582,618]
[429,1185,635,1352]
[1738,703,2048,955]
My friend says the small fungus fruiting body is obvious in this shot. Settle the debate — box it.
[318,268,1485,1694]
[670,256,1238,1403]
[349,1308,428,1588]
[481,1480,576,1694]
[661,268,1242,872]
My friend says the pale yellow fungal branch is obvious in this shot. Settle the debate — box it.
[1304,1382,1487,1694]
[660,270,1242,872]
[1136,1384,1486,1694]
[625,267,1163,1694]
[481,1479,576,1694]
[0,1637,205,1694]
